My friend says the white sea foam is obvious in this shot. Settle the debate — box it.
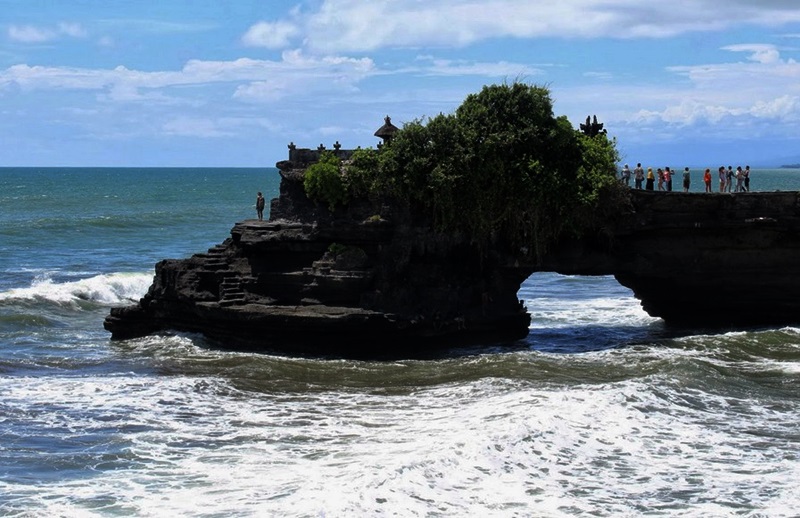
[0,272,152,306]
[528,295,659,328]
[1,355,798,517]
[522,274,660,329]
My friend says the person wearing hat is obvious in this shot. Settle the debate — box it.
[620,164,631,186]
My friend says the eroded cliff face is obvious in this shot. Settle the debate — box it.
[604,191,800,327]
[104,167,800,353]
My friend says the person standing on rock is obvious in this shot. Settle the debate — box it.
[665,167,673,191]
[744,165,751,191]
[735,166,745,192]
[718,166,726,193]
[634,163,644,189]
[726,166,734,192]
[621,164,631,186]
[682,167,691,192]
[703,168,712,192]
[256,192,265,221]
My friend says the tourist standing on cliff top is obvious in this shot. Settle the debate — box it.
[744,165,751,191]
[726,166,734,192]
[683,167,691,192]
[718,166,726,192]
[256,192,265,221]
[665,167,673,192]
[704,168,712,192]
[735,166,745,192]
[646,168,655,190]
[634,163,644,189]
[621,164,631,186]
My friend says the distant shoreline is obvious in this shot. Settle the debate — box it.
[780,164,800,169]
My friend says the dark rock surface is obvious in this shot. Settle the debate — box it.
[606,191,800,328]
[104,168,800,353]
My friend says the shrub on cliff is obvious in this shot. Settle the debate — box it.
[303,151,348,211]
[344,82,622,256]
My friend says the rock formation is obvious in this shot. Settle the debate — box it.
[105,159,800,354]
[104,160,532,354]
[606,191,800,328]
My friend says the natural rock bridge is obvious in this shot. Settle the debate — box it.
[105,168,800,353]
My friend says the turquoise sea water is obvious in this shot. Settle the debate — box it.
[1,167,800,516]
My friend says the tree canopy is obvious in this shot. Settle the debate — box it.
[305,81,623,256]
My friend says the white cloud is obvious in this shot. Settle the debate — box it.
[57,22,87,38]
[241,21,299,49]
[750,95,799,118]
[233,79,291,102]
[722,44,782,64]
[552,41,800,146]
[668,45,800,97]
[8,25,55,43]
[414,56,543,77]
[8,22,87,43]
[0,51,376,104]
[259,0,800,53]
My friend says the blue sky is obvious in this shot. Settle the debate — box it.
[3,0,800,167]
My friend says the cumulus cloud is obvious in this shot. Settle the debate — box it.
[723,44,782,64]
[242,21,299,49]
[247,0,800,53]
[575,43,800,143]
[750,95,800,118]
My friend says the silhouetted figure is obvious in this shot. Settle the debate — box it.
[256,192,265,221]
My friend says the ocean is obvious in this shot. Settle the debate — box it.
[1,166,799,517]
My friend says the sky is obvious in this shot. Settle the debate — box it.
[3,0,800,168]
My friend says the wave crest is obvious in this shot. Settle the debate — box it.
[0,272,152,306]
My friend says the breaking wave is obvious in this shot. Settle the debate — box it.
[0,272,152,307]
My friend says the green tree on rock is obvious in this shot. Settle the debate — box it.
[311,82,623,256]
[304,151,348,211]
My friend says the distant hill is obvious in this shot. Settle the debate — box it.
[772,152,800,168]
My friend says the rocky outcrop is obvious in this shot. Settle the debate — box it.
[104,167,531,354]
[104,167,800,353]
